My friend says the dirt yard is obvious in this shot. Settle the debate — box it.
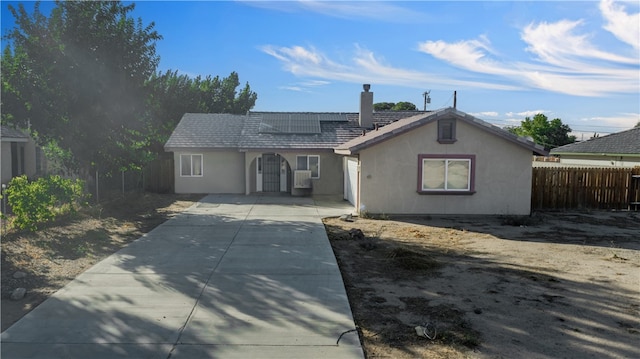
[2,195,638,358]
[324,211,640,359]
[1,193,202,331]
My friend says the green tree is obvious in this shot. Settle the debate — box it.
[195,72,257,114]
[2,1,162,174]
[374,102,395,111]
[392,101,417,111]
[374,101,418,111]
[506,113,576,150]
[145,70,257,153]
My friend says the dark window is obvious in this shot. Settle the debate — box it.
[438,119,457,143]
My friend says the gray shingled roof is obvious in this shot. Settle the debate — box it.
[238,113,360,150]
[164,113,246,150]
[1,126,29,141]
[550,127,640,155]
[335,108,547,155]
[164,111,427,151]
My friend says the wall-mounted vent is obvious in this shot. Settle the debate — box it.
[294,170,312,189]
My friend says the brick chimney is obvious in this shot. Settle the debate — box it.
[359,84,373,129]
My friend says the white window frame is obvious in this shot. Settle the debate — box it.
[296,155,320,179]
[418,154,475,194]
[180,154,203,177]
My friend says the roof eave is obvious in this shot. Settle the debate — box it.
[334,148,353,155]
[1,137,29,143]
[552,151,640,157]
[334,108,549,156]
[239,147,336,152]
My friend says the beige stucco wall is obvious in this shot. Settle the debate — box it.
[173,151,245,194]
[243,151,344,196]
[299,152,343,196]
[358,120,533,215]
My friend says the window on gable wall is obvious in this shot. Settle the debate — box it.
[180,154,203,177]
[296,155,320,178]
[418,154,475,194]
[437,119,457,143]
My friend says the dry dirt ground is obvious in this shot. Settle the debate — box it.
[2,196,638,359]
[1,192,202,331]
[324,212,640,359]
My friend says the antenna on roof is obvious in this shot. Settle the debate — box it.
[422,91,431,111]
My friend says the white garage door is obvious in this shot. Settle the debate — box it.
[344,157,358,206]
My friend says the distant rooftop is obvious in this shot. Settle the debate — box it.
[550,127,640,155]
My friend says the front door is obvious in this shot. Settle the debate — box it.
[262,153,281,192]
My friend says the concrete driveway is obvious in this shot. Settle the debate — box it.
[1,195,363,359]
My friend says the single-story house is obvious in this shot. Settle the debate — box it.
[1,126,39,185]
[549,127,640,168]
[165,85,547,215]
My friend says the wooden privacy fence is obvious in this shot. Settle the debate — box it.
[532,167,640,210]
[143,158,174,193]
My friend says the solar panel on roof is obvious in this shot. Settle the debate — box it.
[259,114,322,134]
[316,113,348,122]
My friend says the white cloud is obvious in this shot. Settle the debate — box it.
[415,0,639,96]
[469,111,499,118]
[278,80,331,92]
[600,0,640,50]
[578,113,640,131]
[241,0,426,22]
[522,19,637,66]
[261,44,520,91]
[261,1,638,97]
[505,110,550,118]
[300,80,331,87]
[297,1,423,22]
[279,85,305,92]
[571,113,638,139]
[504,118,524,125]
[417,36,514,77]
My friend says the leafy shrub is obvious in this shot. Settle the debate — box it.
[5,175,85,231]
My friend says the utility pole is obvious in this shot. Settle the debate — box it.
[453,91,457,109]
[422,91,431,111]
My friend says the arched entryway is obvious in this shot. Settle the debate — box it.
[255,153,291,193]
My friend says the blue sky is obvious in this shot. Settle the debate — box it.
[2,1,639,138]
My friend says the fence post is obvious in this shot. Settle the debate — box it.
[95,170,100,203]
[1,184,6,236]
